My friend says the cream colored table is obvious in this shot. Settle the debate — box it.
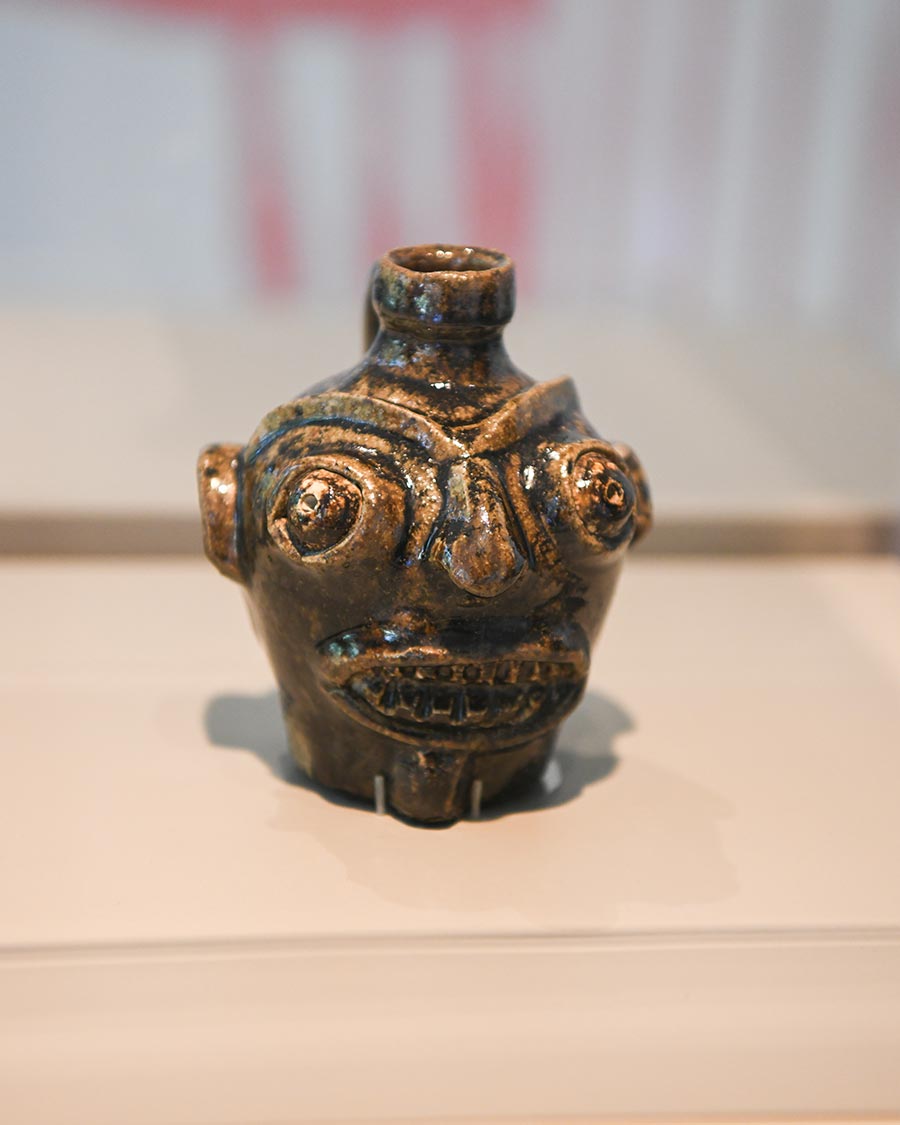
[1,558,899,1123]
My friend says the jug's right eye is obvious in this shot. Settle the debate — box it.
[262,452,411,568]
[269,468,362,557]
[284,470,362,555]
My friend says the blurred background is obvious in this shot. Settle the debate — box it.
[1,0,898,552]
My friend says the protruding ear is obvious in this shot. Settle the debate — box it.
[613,442,652,544]
[197,443,245,583]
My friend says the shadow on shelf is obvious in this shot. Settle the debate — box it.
[205,688,737,914]
[204,688,626,821]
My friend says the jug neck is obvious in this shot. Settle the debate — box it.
[366,245,518,383]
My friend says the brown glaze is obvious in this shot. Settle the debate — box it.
[198,244,651,824]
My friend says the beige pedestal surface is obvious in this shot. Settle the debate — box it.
[1,557,899,1123]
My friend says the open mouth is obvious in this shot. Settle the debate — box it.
[349,657,581,726]
[319,622,588,748]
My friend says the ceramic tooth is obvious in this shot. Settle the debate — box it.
[380,681,399,712]
[415,689,433,720]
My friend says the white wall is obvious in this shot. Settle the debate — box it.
[1,1,898,345]
[0,0,897,525]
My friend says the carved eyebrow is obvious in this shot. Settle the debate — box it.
[246,378,581,465]
[465,378,580,454]
[246,393,458,464]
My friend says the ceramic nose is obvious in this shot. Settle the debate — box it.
[436,460,524,598]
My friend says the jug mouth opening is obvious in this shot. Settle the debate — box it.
[373,243,516,333]
[388,245,508,275]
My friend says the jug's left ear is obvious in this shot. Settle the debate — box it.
[197,443,245,582]
[612,442,652,543]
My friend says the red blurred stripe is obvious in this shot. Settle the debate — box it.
[457,26,537,285]
[97,0,534,28]
[232,24,297,294]
[83,0,544,293]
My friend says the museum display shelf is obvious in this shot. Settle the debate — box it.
[1,556,898,1123]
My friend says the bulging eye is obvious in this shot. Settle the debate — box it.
[281,469,361,555]
[571,451,635,539]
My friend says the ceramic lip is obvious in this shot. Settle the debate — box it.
[387,244,511,275]
[372,243,516,332]
[317,619,591,684]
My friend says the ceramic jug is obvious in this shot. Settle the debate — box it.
[198,245,650,823]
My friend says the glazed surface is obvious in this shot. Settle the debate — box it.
[199,244,651,822]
